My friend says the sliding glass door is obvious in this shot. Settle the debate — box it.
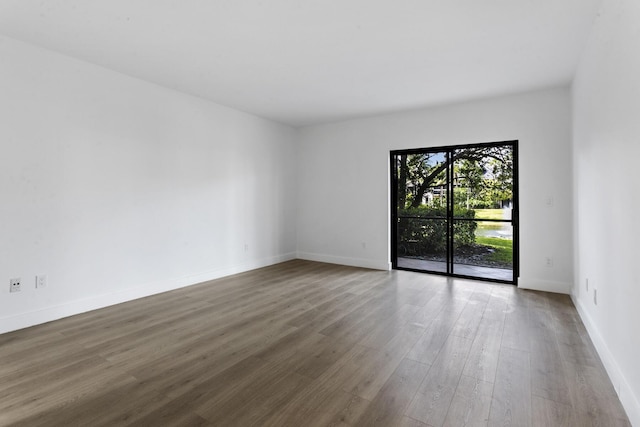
[391,141,518,284]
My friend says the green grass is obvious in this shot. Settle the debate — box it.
[477,222,505,231]
[473,208,509,220]
[475,236,513,265]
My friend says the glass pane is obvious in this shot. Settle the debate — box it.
[450,145,514,281]
[396,218,447,273]
[452,146,514,220]
[395,151,449,273]
[395,152,448,215]
[453,220,513,281]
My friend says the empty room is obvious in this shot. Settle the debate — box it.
[1,0,638,426]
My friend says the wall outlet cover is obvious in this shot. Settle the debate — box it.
[10,278,21,293]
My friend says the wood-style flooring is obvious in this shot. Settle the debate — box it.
[0,260,631,426]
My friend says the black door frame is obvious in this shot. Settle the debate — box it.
[390,140,519,285]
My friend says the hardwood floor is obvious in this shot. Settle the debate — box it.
[0,260,631,426]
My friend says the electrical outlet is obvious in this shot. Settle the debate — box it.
[36,275,47,289]
[545,257,553,267]
[10,278,21,293]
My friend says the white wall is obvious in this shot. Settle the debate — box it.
[297,87,574,293]
[572,0,640,424]
[0,36,297,334]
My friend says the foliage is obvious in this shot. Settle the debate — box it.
[397,206,477,256]
[395,146,513,210]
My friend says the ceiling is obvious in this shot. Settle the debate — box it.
[0,0,601,127]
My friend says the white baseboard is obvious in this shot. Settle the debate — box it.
[0,252,297,335]
[296,251,391,271]
[517,277,571,294]
[572,294,640,426]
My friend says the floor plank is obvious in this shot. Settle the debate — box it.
[405,333,474,426]
[462,317,503,383]
[443,375,493,427]
[353,358,430,426]
[488,347,532,427]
